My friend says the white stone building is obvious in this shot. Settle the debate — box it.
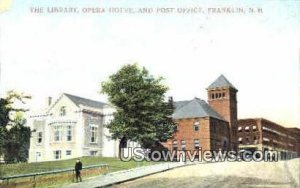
[28,93,122,162]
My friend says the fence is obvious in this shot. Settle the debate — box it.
[0,164,109,188]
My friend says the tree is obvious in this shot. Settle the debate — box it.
[3,112,31,162]
[0,91,31,162]
[101,64,175,153]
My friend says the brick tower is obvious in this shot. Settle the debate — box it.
[207,75,238,150]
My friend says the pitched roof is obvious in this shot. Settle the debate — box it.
[173,98,225,120]
[174,100,189,109]
[64,93,106,109]
[208,74,237,90]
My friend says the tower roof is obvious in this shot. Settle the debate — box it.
[173,98,225,120]
[207,74,237,90]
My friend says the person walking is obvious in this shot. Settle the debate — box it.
[74,159,82,182]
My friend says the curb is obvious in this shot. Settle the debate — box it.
[96,162,202,188]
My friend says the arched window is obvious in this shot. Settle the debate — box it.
[59,106,66,116]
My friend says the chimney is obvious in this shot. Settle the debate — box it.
[47,97,52,107]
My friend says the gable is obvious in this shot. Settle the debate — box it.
[47,94,80,117]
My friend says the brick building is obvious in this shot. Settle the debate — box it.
[163,74,300,160]
[163,75,237,152]
[287,128,300,157]
[237,118,299,159]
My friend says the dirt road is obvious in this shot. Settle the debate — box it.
[110,159,300,188]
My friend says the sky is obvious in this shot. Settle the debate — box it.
[0,0,299,127]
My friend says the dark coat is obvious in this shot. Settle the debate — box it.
[75,161,82,171]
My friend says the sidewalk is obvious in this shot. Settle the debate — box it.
[63,162,192,188]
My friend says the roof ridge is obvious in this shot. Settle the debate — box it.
[63,93,106,110]
[63,93,104,104]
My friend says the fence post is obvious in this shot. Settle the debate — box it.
[33,175,36,188]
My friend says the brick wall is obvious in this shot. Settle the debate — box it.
[163,117,230,152]
[207,87,238,150]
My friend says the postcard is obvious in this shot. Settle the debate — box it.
[0,0,299,188]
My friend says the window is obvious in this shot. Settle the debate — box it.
[66,150,72,156]
[90,125,97,143]
[252,125,257,131]
[212,93,215,99]
[37,132,43,144]
[238,126,242,132]
[54,150,61,159]
[263,137,270,142]
[172,140,178,150]
[66,126,72,141]
[253,136,257,144]
[59,106,66,116]
[194,139,200,149]
[238,137,243,144]
[245,126,250,132]
[181,140,186,150]
[54,125,62,141]
[90,151,97,156]
[193,121,199,131]
[246,137,250,144]
[222,92,225,98]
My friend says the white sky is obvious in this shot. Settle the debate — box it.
[0,0,299,127]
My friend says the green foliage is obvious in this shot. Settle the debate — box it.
[0,91,31,162]
[0,98,10,127]
[3,119,31,162]
[101,64,175,148]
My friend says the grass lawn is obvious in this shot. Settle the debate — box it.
[0,156,157,177]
